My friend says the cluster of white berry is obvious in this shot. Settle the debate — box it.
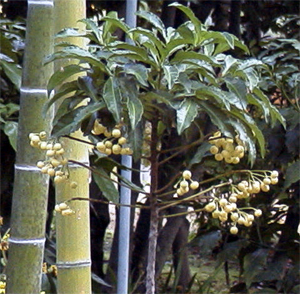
[176,170,200,196]
[204,170,279,234]
[54,202,74,216]
[209,131,245,164]
[29,132,75,186]
[93,120,133,156]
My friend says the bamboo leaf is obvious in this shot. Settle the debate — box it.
[176,99,198,135]
[103,77,122,123]
[92,169,119,204]
[4,121,18,151]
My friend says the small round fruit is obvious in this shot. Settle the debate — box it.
[112,144,122,155]
[112,129,121,138]
[260,183,270,192]
[190,181,199,190]
[176,188,185,196]
[61,209,74,216]
[254,209,262,217]
[105,141,113,148]
[46,150,56,157]
[180,180,189,188]
[214,153,223,161]
[232,157,240,164]
[58,202,68,210]
[105,148,112,155]
[118,137,127,145]
[54,204,61,212]
[237,182,246,191]
[182,170,192,180]
[271,177,278,185]
[41,166,49,174]
[209,145,219,155]
[31,135,40,143]
[51,159,61,167]
[230,226,238,234]
[271,170,279,178]
[230,212,239,222]
[212,210,220,218]
[39,142,48,150]
[53,143,62,150]
[96,142,106,152]
[205,202,216,212]
[47,168,55,177]
[263,177,271,185]
[219,198,228,207]
[39,131,47,139]
[229,195,237,203]
[37,161,45,168]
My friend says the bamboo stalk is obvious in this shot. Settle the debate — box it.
[53,1,91,293]
[6,1,54,293]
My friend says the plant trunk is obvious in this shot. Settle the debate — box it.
[6,1,54,293]
[53,1,91,293]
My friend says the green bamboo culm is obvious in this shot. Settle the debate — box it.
[5,1,54,293]
[53,1,92,293]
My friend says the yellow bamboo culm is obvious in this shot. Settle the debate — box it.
[53,1,92,293]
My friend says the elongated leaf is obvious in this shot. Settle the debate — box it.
[189,142,210,165]
[176,99,198,134]
[136,10,166,40]
[77,76,98,101]
[284,159,300,189]
[171,50,218,66]
[0,60,21,89]
[55,27,86,38]
[127,121,143,162]
[123,63,149,87]
[170,2,203,45]
[47,64,86,92]
[45,46,108,73]
[79,19,102,44]
[4,121,18,151]
[163,65,179,90]
[114,171,144,193]
[92,169,119,204]
[103,77,122,123]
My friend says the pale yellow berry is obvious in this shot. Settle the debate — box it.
[212,210,220,218]
[214,153,223,161]
[224,204,234,213]
[61,158,68,165]
[224,142,234,152]
[56,148,65,155]
[237,152,245,159]
[260,183,270,192]
[29,133,35,140]
[112,144,122,155]
[209,145,219,154]
[105,148,112,155]
[230,226,238,234]
[105,141,113,148]
[36,161,45,168]
[219,198,228,207]
[31,135,40,143]
[263,177,271,185]
[244,220,252,227]
[221,150,230,159]
[54,176,64,184]
[70,181,78,189]
[271,170,279,178]
[55,204,61,212]
[252,181,261,193]
[176,188,185,196]
[104,130,112,138]
[96,142,106,152]
[39,131,47,139]
[271,177,278,185]
[50,159,61,167]
[229,195,237,203]
[237,217,245,225]
[232,157,240,164]
[118,137,127,145]
[46,150,56,157]
[61,209,74,216]
[39,142,48,150]
[237,182,246,191]
[224,156,233,164]
[182,170,192,180]
[55,170,64,176]
[254,209,262,217]
[58,202,68,210]
[46,143,53,150]
[41,166,49,174]
[205,202,216,212]
[234,145,244,153]
[190,181,199,190]
[230,212,239,222]
[112,129,121,138]
[53,143,62,150]
[47,168,55,177]
[180,180,189,188]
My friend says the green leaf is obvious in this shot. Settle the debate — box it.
[79,18,102,44]
[103,77,122,123]
[45,46,108,74]
[176,99,198,135]
[0,59,22,89]
[170,2,203,45]
[171,50,218,66]
[136,10,166,40]
[123,63,149,87]
[4,121,18,151]
[127,121,143,162]
[47,64,86,93]
[55,28,86,38]
[77,76,98,101]
[114,171,144,193]
[163,65,179,90]
[92,169,119,204]
[189,142,210,166]
[284,160,300,189]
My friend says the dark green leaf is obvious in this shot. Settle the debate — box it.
[103,77,122,123]
[284,160,300,189]
[4,121,18,151]
[55,28,86,38]
[123,63,149,87]
[163,65,179,90]
[176,99,198,135]
[77,76,98,101]
[0,60,21,89]
[189,142,210,166]
[92,168,119,204]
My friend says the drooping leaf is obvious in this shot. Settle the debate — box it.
[176,99,198,135]
[4,121,18,151]
[77,76,98,101]
[284,159,300,189]
[79,18,102,44]
[92,168,119,204]
[47,64,86,93]
[102,77,122,123]
[127,121,143,162]
[123,63,149,87]
[0,59,22,89]
[136,10,166,40]
[55,27,86,39]
[189,141,211,166]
